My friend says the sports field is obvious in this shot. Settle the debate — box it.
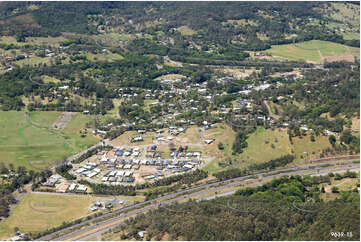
[0,193,101,239]
[0,111,99,170]
[264,40,360,64]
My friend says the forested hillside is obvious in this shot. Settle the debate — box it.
[0,1,359,50]
[105,174,360,241]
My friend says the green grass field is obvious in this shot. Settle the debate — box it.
[0,36,67,47]
[29,111,61,127]
[41,75,63,84]
[87,53,124,62]
[236,127,292,168]
[0,193,102,239]
[264,40,360,64]
[202,125,334,175]
[143,99,158,112]
[14,56,51,66]
[0,111,99,170]
[291,135,332,166]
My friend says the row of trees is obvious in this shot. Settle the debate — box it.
[214,155,295,180]
[0,163,52,218]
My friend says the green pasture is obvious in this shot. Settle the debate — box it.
[0,111,98,170]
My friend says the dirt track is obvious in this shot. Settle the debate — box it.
[52,112,76,130]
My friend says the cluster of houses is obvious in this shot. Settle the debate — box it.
[75,162,101,178]
[101,169,135,183]
[67,141,205,185]
[44,174,62,187]
[89,198,128,211]
[115,147,142,157]
[43,176,88,193]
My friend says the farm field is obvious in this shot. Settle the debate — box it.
[264,40,360,64]
[0,193,102,239]
[0,111,99,170]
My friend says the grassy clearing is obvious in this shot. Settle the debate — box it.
[321,174,360,201]
[264,40,359,64]
[110,131,155,147]
[291,134,332,165]
[0,111,98,170]
[0,36,67,47]
[177,26,197,36]
[236,127,292,168]
[41,75,62,83]
[0,193,102,239]
[29,111,61,127]
[98,33,135,42]
[14,56,51,66]
[61,113,99,151]
[110,131,137,146]
[87,53,124,62]
[143,99,158,112]
[178,126,201,144]
[224,19,257,26]
[202,124,236,174]
[116,195,145,203]
[351,117,360,131]
[26,36,67,46]
[155,74,185,81]
[202,125,333,174]
[342,32,360,40]
[0,36,19,45]
[219,67,258,79]
[107,98,122,117]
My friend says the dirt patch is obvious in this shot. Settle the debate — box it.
[351,117,360,131]
[133,166,158,184]
[155,73,185,81]
[177,26,197,35]
[324,54,355,63]
[52,112,76,130]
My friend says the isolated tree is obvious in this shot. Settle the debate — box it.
[331,186,339,193]
[328,135,336,146]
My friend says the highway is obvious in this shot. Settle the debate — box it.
[74,164,360,241]
[35,158,359,241]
